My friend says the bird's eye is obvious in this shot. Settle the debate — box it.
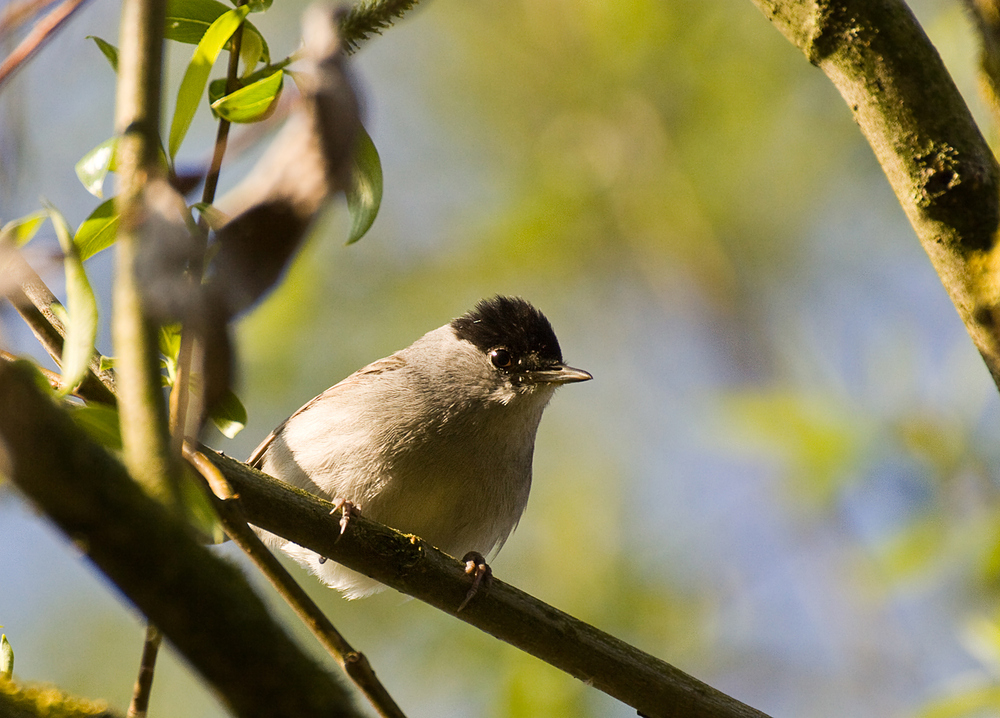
[490,348,513,369]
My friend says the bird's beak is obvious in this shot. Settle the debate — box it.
[522,363,593,386]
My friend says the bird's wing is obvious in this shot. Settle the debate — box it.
[245,352,409,467]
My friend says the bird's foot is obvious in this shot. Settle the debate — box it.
[317,499,360,565]
[457,551,492,612]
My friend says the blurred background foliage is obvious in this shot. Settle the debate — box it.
[3,0,1000,716]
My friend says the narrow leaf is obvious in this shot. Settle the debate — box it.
[74,198,120,260]
[210,388,247,438]
[75,137,118,198]
[44,203,98,395]
[165,0,236,42]
[190,201,229,230]
[345,125,383,244]
[239,27,264,74]
[165,0,268,61]
[0,211,47,247]
[71,404,123,450]
[168,5,251,160]
[158,323,182,386]
[210,69,282,123]
[86,35,119,72]
[1,634,12,679]
[158,322,182,360]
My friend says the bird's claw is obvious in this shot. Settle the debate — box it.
[318,498,360,565]
[457,551,491,612]
[331,498,359,540]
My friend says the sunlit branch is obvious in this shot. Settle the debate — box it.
[749,0,1000,390]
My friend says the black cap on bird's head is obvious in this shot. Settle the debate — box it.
[451,296,592,386]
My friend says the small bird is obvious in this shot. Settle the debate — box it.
[248,296,591,599]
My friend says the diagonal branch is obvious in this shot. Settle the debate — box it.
[0,361,362,718]
[184,445,408,718]
[0,243,117,405]
[0,353,769,718]
[0,0,93,91]
[749,0,1000,389]
[200,447,772,718]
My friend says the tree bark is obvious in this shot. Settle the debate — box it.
[0,361,361,718]
[751,0,1000,387]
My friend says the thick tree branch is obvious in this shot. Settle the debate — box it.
[0,361,361,718]
[750,0,1000,387]
[0,347,769,717]
[200,448,771,718]
[113,0,180,502]
[0,676,122,718]
[964,0,1000,127]
[184,446,407,718]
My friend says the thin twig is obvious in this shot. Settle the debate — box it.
[125,623,162,718]
[168,0,245,451]
[0,0,93,91]
[964,0,1000,127]
[0,242,117,405]
[202,448,771,718]
[0,0,61,40]
[183,444,408,718]
[201,6,244,209]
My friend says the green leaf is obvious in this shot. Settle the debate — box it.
[75,137,118,198]
[164,0,268,63]
[44,203,98,396]
[208,57,290,104]
[210,69,282,123]
[158,322,182,359]
[0,211,47,247]
[158,323,182,386]
[86,35,118,72]
[180,465,226,544]
[1,634,12,679]
[345,125,383,244]
[74,198,120,260]
[168,4,252,160]
[210,388,247,438]
[71,404,123,450]
[239,28,264,76]
[245,0,271,13]
[190,201,229,230]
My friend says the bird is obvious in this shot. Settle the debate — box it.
[247,295,592,600]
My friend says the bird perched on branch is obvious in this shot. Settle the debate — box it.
[249,295,591,601]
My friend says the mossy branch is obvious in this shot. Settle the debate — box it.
[0,356,769,718]
[749,0,1000,389]
[0,361,362,718]
[199,448,771,718]
[0,677,122,718]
